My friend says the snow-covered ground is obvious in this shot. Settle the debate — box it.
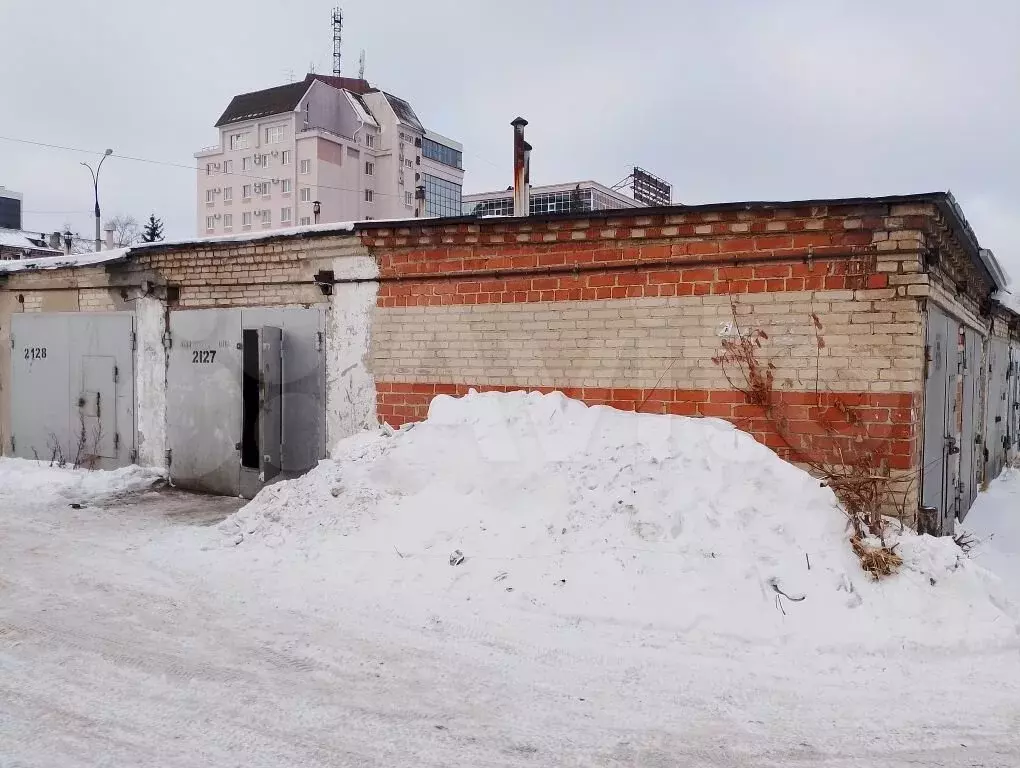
[964,466,1020,596]
[2,393,1020,767]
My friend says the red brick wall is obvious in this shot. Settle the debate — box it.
[377,258,891,307]
[368,203,931,485]
[375,383,918,471]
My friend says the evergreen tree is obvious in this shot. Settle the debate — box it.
[141,214,164,243]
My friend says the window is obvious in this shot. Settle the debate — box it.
[223,187,233,203]
[300,187,311,202]
[365,133,375,148]
[255,153,270,168]
[365,161,374,176]
[281,150,293,165]
[299,159,311,174]
[224,159,234,174]
[223,213,233,231]
[281,207,292,224]
[423,173,462,218]
[421,137,463,169]
[242,184,252,200]
[205,163,214,176]
[205,189,215,204]
[404,191,413,207]
[205,215,215,232]
[242,157,252,172]
[281,179,292,194]
[265,125,285,144]
[242,211,252,228]
[463,197,512,217]
[229,132,249,150]
[261,210,271,227]
[299,216,311,226]
[405,158,413,168]
[261,182,271,198]
[364,189,374,202]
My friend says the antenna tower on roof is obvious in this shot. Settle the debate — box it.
[332,7,343,77]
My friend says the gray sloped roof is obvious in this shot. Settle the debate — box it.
[380,92,423,132]
[214,80,312,127]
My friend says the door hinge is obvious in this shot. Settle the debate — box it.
[315,331,324,353]
[114,432,120,451]
[163,331,172,350]
[129,449,137,463]
[131,330,137,351]
[113,365,119,383]
[165,448,172,467]
[10,435,14,453]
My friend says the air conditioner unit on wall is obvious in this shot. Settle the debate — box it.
[271,150,279,157]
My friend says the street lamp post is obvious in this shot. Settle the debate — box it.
[81,149,113,252]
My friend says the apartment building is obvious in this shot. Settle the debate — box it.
[195,74,464,235]
[0,187,23,230]
[462,180,644,217]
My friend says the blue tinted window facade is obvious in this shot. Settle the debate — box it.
[424,174,462,218]
[0,196,21,230]
[422,138,463,169]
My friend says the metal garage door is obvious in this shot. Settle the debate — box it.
[958,327,983,519]
[984,338,1010,482]
[166,309,243,495]
[10,312,135,469]
[922,307,951,528]
[166,307,326,497]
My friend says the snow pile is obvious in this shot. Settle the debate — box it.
[221,391,1019,651]
[965,467,1020,597]
[0,458,165,503]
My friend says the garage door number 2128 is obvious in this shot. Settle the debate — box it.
[24,347,47,360]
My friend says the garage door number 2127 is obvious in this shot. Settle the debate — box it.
[192,350,217,364]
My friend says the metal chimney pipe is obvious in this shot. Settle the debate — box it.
[511,117,529,217]
[104,227,114,250]
[48,232,62,251]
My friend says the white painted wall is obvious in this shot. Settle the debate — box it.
[325,252,379,453]
[134,295,167,468]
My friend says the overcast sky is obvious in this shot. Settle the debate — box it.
[1,1,1018,280]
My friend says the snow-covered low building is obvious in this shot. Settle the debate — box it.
[0,191,1017,533]
[0,229,62,261]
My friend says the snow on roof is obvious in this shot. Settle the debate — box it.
[0,247,132,274]
[0,221,358,275]
[343,90,378,128]
[0,229,60,253]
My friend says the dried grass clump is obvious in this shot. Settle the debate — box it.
[851,536,903,580]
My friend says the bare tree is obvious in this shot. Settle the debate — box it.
[103,215,143,247]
